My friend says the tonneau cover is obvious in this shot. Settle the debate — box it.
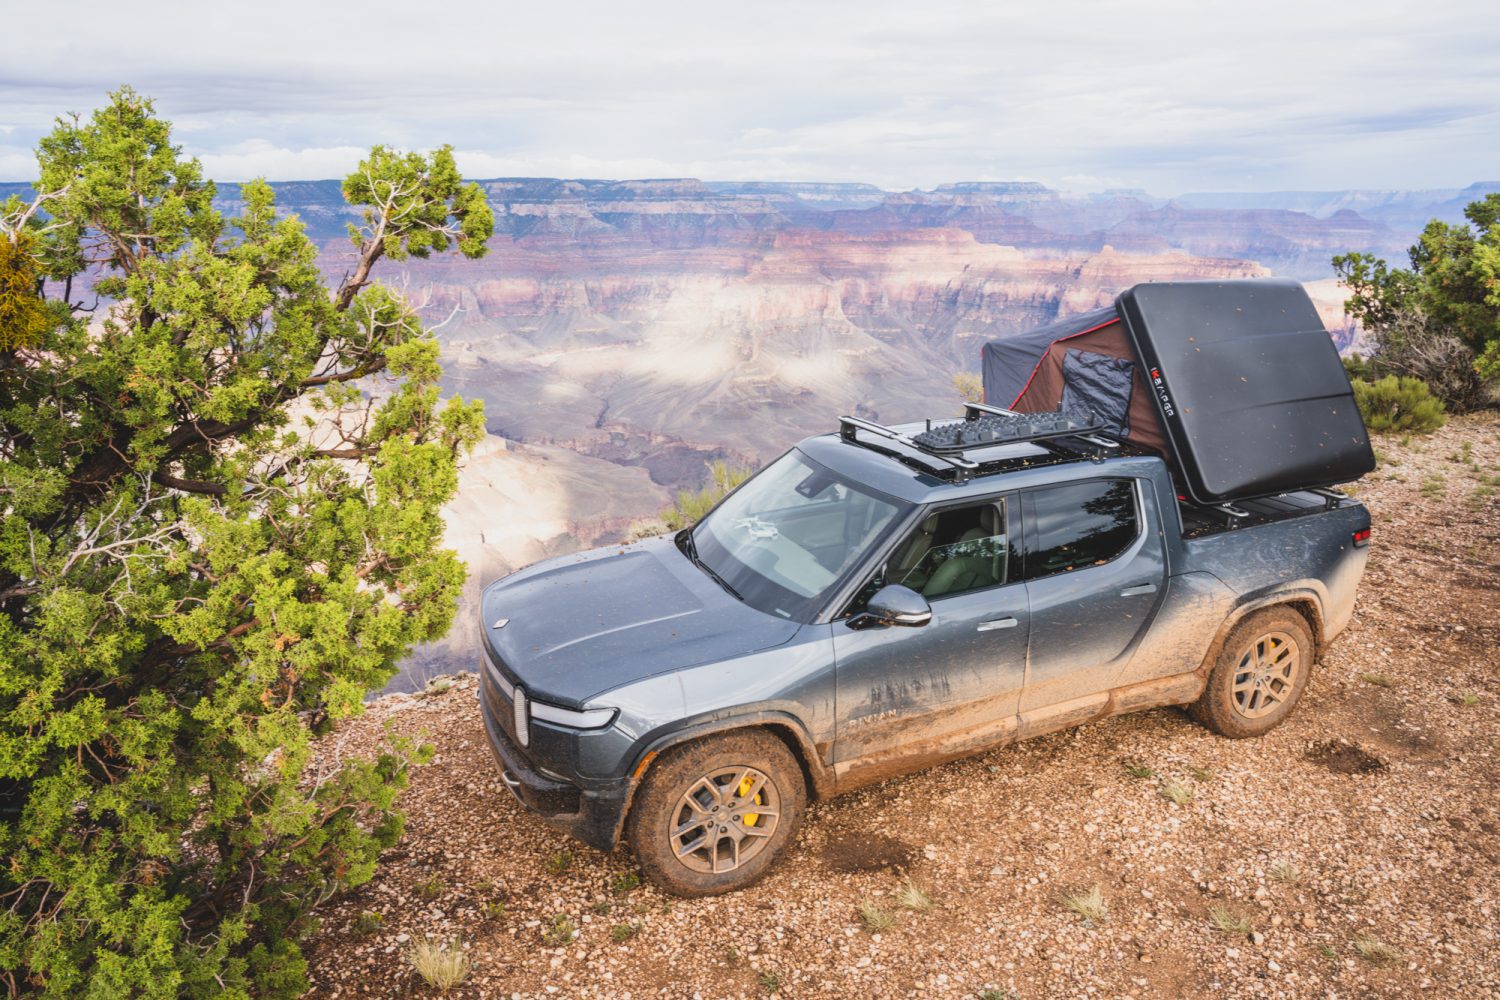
[1115,279,1375,504]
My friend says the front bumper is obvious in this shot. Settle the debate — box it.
[478,687,630,853]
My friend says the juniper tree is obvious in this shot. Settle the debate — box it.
[1334,193,1500,409]
[0,87,492,997]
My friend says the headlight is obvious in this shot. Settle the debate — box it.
[530,701,618,730]
[513,687,530,747]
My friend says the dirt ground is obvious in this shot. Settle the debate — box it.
[304,413,1500,999]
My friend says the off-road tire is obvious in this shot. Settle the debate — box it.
[1191,606,1315,739]
[627,729,806,897]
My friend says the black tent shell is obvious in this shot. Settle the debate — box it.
[979,278,1375,505]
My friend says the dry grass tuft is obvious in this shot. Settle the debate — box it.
[1060,885,1108,924]
[858,898,895,930]
[895,876,934,911]
[1159,778,1195,805]
[1208,903,1254,935]
[406,937,470,992]
[1268,861,1303,885]
[1353,932,1402,964]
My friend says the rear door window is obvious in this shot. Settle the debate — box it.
[1023,480,1138,579]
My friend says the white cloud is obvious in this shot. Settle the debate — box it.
[0,0,1496,192]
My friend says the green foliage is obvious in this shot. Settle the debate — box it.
[661,460,754,530]
[1334,193,1500,410]
[952,371,983,405]
[0,232,52,350]
[1352,375,1447,434]
[0,88,491,997]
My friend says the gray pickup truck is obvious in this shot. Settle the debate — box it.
[477,280,1375,896]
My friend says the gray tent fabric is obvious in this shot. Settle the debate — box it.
[1060,349,1134,436]
[980,306,1118,406]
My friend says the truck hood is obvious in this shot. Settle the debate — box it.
[480,536,800,707]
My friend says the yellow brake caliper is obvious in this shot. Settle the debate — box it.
[737,774,761,827]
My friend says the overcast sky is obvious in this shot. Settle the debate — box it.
[2,0,1496,193]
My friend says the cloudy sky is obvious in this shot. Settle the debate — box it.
[2,0,1495,193]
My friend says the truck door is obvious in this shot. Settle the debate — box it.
[832,495,1028,782]
[1018,477,1166,715]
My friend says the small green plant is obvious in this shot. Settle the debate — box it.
[1352,375,1446,434]
[611,870,641,896]
[591,899,613,915]
[1352,932,1401,964]
[1208,903,1254,935]
[661,461,755,530]
[1421,474,1447,499]
[978,991,1019,1000]
[545,850,575,875]
[354,910,384,935]
[417,876,446,901]
[954,371,984,405]
[758,969,782,994]
[1359,672,1396,688]
[1268,862,1303,885]
[406,937,471,993]
[482,900,507,920]
[611,922,639,943]
[858,898,896,930]
[1123,760,1154,779]
[1453,692,1481,706]
[1319,943,1339,959]
[1188,765,1214,783]
[1060,885,1108,924]
[543,914,577,946]
[1160,778,1195,805]
[895,876,934,911]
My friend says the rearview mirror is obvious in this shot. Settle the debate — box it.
[851,584,932,629]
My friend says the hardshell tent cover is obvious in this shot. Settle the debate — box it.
[981,278,1375,505]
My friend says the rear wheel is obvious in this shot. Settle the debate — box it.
[1191,607,1314,739]
[627,729,805,897]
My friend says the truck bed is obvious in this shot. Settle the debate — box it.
[1178,489,1349,539]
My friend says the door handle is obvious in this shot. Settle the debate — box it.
[1120,582,1158,597]
[977,617,1019,631]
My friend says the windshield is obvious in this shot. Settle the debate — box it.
[689,450,905,620]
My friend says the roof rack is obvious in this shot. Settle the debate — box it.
[837,406,1118,482]
[838,416,980,480]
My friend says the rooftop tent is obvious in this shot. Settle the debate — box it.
[981,305,1169,455]
[979,278,1375,505]
[1115,278,1374,504]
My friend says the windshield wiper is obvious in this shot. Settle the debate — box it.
[676,528,743,602]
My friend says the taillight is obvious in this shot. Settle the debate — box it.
[1352,528,1371,547]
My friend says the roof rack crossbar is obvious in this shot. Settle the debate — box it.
[963,402,1019,419]
[839,415,981,481]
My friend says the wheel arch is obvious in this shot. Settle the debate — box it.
[612,713,833,848]
[1197,589,1324,679]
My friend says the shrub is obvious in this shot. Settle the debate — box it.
[953,371,984,405]
[660,460,754,530]
[1334,195,1500,411]
[1352,376,1447,434]
[0,89,490,997]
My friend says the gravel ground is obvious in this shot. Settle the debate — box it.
[305,413,1500,999]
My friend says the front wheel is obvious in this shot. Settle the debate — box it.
[626,729,806,897]
[1191,607,1314,739]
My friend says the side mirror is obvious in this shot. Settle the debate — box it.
[851,584,932,629]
